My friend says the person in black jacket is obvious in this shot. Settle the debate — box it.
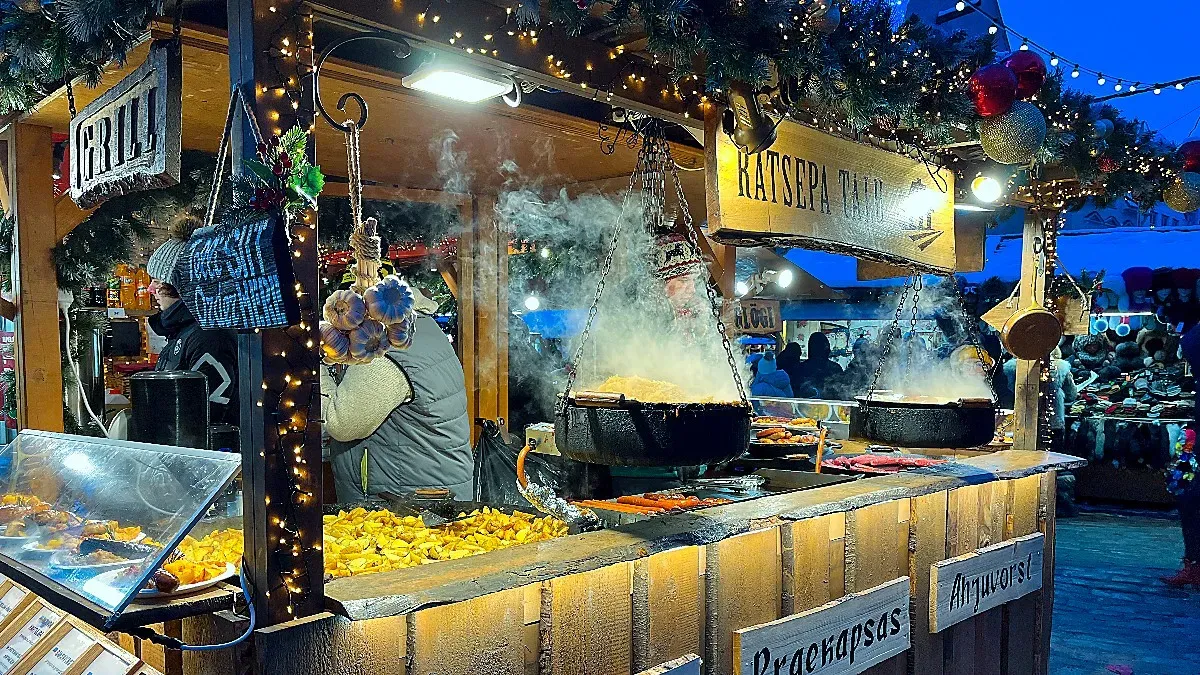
[146,224,240,426]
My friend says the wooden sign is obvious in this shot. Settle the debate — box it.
[733,577,910,675]
[929,533,1045,633]
[706,116,956,272]
[69,39,182,208]
[734,298,781,335]
[636,655,701,675]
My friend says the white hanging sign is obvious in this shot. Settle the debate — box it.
[929,532,1045,633]
[734,577,910,675]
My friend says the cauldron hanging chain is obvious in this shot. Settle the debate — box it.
[949,273,999,401]
[556,121,748,414]
[865,275,920,404]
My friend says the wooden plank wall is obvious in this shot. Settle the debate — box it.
[457,196,509,442]
[704,528,781,675]
[847,500,910,675]
[388,478,1054,675]
[9,123,64,432]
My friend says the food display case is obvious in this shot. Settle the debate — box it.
[0,431,241,630]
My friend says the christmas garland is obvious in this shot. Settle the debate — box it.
[0,0,1191,210]
[0,0,162,114]
[535,0,1188,209]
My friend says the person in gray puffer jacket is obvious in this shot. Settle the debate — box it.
[321,285,473,502]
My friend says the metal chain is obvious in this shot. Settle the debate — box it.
[906,275,923,373]
[556,158,643,415]
[666,132,749,404]
[865,275,916,403]
[948,273,999,401]
[66,81,76,119]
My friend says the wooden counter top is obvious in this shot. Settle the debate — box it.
[324,450,1085,621]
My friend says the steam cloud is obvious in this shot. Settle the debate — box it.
[869,277,994,402]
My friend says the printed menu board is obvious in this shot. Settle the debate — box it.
[0,607,62,674]
[0,589,28,625]
[78,648,135,675]
[24,628,94,675]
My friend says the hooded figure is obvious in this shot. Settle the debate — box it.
[146,217,240,427]
[791,332,844,398]
[322,285,474,501]
[749,351,793,398]
[776,342,804,389]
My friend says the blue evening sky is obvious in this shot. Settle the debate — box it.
[902,1,1200,143]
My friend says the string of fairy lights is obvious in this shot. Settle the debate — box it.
[955,1,1200,98]
[251,3,324,619]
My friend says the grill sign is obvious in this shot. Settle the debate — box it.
[706,117,956,272]
[69,40,181,208]
[733,299,781,335]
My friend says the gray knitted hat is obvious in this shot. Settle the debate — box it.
[147,237,187,287]
[147,213,201,287]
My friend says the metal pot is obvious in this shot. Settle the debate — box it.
[555,393,751,466]
[854,395,996,449]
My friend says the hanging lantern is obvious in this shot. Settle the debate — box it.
[969,64,1019,118]
[979,101,1047,165]
[1002,51,1047,99]
[1164,172,1200,213]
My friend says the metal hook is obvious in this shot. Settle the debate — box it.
[314,32,413,133]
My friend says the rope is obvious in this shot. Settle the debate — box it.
[344,120,381,292]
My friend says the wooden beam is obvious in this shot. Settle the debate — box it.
[436,258,459,299]
[227,0,323,624]
[10,123,63,432]
[321,181,470,207]
[54,194,97,241]
[305,0,699,129]
[1013,210,1048,451]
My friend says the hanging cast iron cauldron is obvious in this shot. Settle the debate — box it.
[555,392,751,467]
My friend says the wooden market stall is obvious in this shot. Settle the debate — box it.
[0,1,1085,675]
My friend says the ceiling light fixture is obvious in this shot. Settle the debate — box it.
[403,62,516,104]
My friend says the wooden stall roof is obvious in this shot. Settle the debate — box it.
[12,23,706,211]
[324,450,1084,621]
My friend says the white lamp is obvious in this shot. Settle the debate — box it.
[403,62,515,103]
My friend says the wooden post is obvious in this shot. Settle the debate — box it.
[9,123,64,432]
[227,0,323,624]
[1013,210,1049,451]
[458,196,509,440]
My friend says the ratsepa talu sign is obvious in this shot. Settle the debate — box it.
[706,117,956,272]
[734,577,910,675]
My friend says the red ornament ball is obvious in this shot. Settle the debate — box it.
[1003,51,1047,99]
[969,64,1019,118]
[1179,138,1200,173]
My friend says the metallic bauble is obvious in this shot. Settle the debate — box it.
[1090,119,1113,140]
[16,0,42,12]
[979,101,1047,165]
[1163,172,1200,214]
[809,2,841,34]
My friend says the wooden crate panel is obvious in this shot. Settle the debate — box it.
[633,547,702,672]
[909,490,949,675]
[409,586,527,675]
[784,514,847,615]
[541,563,633,675]
[846,499,910,675]
[704,527,781,675]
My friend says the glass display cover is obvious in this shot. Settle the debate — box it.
[0,431,240,625]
